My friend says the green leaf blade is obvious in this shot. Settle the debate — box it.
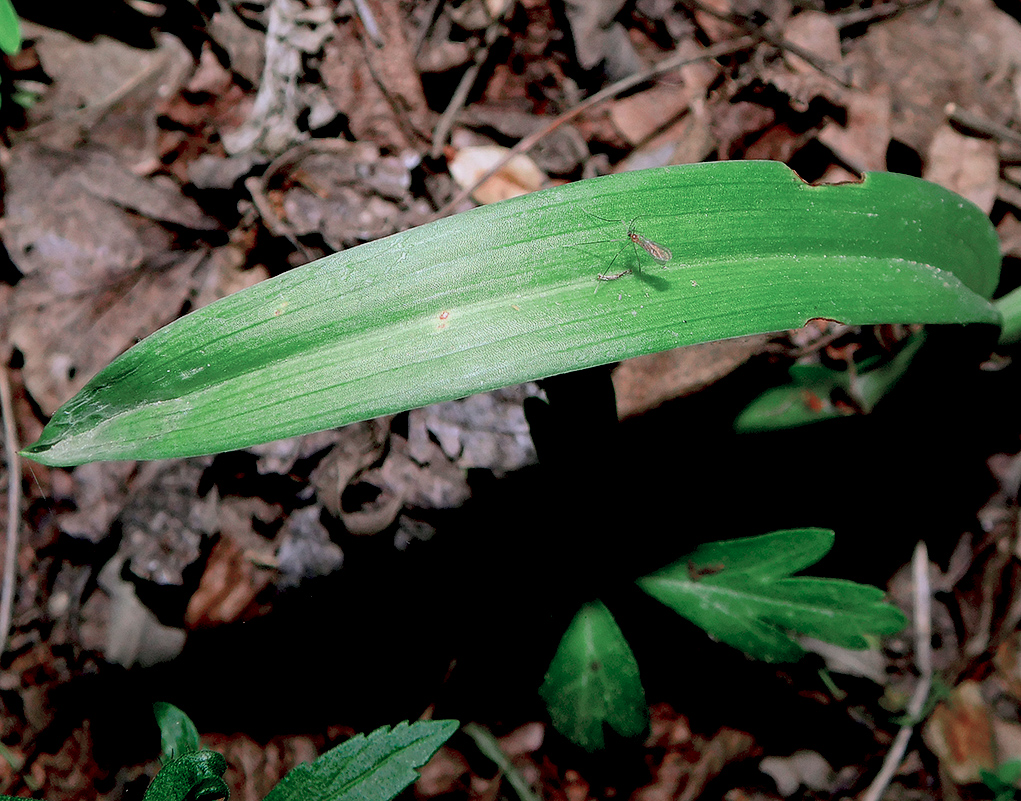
[143,751,229,801]
[263,720,458,801]
[540,600,647,751]
[153,702,202,760]
[763,578,907,647]
[23,162,1001,465]
[637,529,907,663]
[0,0,20,55]
[685,528,835,580]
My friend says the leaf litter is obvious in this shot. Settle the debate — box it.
[1,0,1021,798]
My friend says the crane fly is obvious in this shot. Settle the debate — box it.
[577,208,673,280]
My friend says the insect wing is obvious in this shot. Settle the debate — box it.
[636,234,672,263]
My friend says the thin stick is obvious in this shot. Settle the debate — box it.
[430,0,516,160]
[431,35,756,220]
[463,722,543,801]
[0,365,21,658]
[945,102,1021,150]
[351,0,384,48]
[685,0,853,87]
[859,540,933,801]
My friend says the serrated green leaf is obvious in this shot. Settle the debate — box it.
[154,702,202,760]
[540,600,647,751]
[143,750,229,801]
[263,720,457,801]
[637,528,906,663]
[22,162,1001,466]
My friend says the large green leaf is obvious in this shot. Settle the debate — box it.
[263,720,457,801]
[540,600,647,751]
[23,161,1001,465]
[636,529,907,662]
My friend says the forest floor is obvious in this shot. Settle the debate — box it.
[2,0,1021,799]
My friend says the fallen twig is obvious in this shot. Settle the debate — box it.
[463,722,543,801]
[859,540,933,801]
[430,0,517,160]
[945,102,1021,150]
[686,0,853,87]
[0,364,21,658]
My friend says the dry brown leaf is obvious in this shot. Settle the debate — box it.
[254,140,419,248]
[842,0,1021,154]
[208,733,318,801]
[759,750,834,796]
[691,0,744,43]
[119,460,217,586]
[609,81,698,147]
[207,2,266,86]
[23,24,193,165]
[57,462,136,544]
[83,555,187,667]
[995,214,1021,259]
[742,121,807,162]
[448,145,546,203]
[416,746,470,797]
[923,680,997,784]
[274,505,344,588]
[11,249,210,415]
[924,125,1000,213]
[994,632,1021,707]
[817,85,892,173]
[187,41,236,96]
[416,385,541,476]
[376,434,472,510]
[4,139,219,412]
[320,1,433,151]
[613,336,768,419]
[249,429,347,476]
[710,100,776,159]
[763,11,844,110]
[309,420,391,518]
[562,0,642,78]
[497,722,545,758]
[185,504,277,628]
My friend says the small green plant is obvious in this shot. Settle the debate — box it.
[540,600,647,751]
[735,330,928,432]
[540,529,906,749]
[0,705,458,801]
